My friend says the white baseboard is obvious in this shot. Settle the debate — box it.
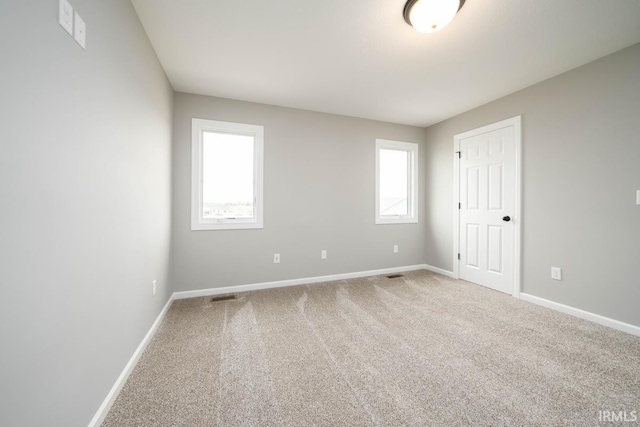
[89,264,430,425]
[88,295,175,427]
[423,264,455,278]
[173,264,428,300]
[96,266,603,426]
[520,293,640,337]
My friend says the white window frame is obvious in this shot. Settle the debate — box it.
[375,139,418,225]
[191,118,264,231]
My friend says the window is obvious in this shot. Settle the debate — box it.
[191,118,263,230]
[375,139,418,224]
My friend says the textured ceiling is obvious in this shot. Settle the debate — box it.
[131,0,640,127]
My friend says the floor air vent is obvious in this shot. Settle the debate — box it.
[210,295,237,302]
[386,274,404,279]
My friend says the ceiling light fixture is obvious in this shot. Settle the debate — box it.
[403,0,466,33]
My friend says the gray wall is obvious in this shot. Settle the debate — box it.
[0,1,173,426]
[424,43,640,326]
[172,94,427,292]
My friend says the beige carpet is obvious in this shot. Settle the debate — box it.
[103,270,640,426]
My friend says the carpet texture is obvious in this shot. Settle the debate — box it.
[103,270,640,426]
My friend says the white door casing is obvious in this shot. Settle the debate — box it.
[453,116,521,296]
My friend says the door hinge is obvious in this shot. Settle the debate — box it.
[457,253,460,260]
[456,151,461,159]
[458,202,461,209]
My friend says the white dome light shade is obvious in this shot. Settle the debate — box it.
[405,0,462,33]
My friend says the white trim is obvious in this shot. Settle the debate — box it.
[520,293,640,337]
[375,139,419,225]
[88,296,174,427]
[191,118,264,231]
[423,264,455,278]
[86,263,460,425]
[89,269,640,427]
[173,265,428,300]
[513,117,522,299]
[453,116,522,298]
[453,140,460,278]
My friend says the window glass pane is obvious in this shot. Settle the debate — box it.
[379,148,408,216]
[202,131,254,219]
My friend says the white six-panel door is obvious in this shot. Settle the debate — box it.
[455,117,520,295]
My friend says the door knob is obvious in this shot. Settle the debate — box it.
[502,216,511,222]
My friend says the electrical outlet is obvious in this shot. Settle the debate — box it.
[321,250,327,259]
[393,245,399,254]
[551,267,562,281]
[152,280,157,296]
[274,254,280,264]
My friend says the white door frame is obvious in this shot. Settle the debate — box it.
[453,116,522,298]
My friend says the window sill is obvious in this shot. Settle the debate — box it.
[375,217,418,225]
[191,222,264,231]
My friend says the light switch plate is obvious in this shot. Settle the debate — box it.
[74,12,86,49]
[551,267,562,281]
[59,0,73,35]
[636,190,640,205]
